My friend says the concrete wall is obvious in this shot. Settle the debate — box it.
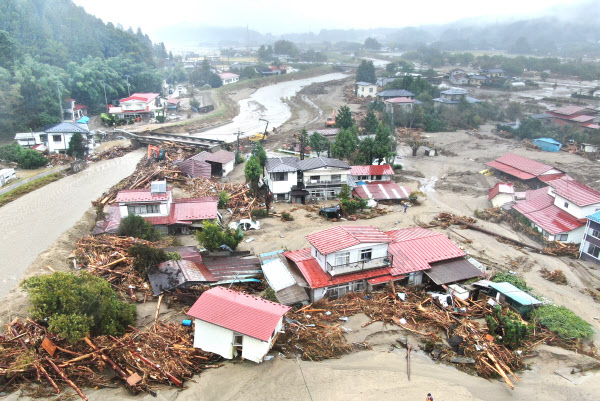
[266,171,297,196]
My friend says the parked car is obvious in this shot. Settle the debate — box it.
[319,204,342,219]
[228,219,260,231]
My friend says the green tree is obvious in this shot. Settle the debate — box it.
[253,142,267,167]
[297,128,310,160]
[241,66,257,79]
[127,243,169,279]
[218,191,230,208]
[310,132,328,157]
[356,59,376,84]
[67,133,87,158]
[22,272,136,342]
[117,214,161,241]
[386,62,397,75]
[17,149,48,169]
[273,40,299,57]
[196,221,243,252]
[244,155,262,195]
[360,109,379,136]
[331,125,359,161]
[357,136,375,164]
[335,105,355,129]
[364,37,381,50]
[372,122,396,164]
[208,73,223,88]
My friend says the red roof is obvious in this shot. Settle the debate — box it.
[514,204,585,234]
[167,98,181,105]
[218,72,239,79]
[144,197,218,226]
[569,115,595,123]
[584,123,600,130]
[538,173,571,183]
[489,182,514,200]
[351,165,395,176]
[525,187,551,201]
[116,188,171,203]
[120,93,159,103]
[158,259,216,282]
[173,159,211,179]
[74,104,88,110]
[190,150,235,165]
[306,226,392,255]
[547,179,600,207]
[187,287,290,342]
[353,182,412,200]
[486,153,557,179]
[551,105,590,116]
[513,193,555,214]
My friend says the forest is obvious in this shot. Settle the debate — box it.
[0,0,166,141]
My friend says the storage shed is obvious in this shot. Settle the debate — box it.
[531,138,562,152]
[487,282,541,317]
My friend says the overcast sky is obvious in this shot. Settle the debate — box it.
[73,0,587,40]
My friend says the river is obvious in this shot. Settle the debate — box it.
[0,150,143,299]
[195,72,347,142]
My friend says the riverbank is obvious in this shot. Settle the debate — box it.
[0,170,65,207]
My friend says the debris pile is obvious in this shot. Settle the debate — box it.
[539,267,568,284]
[0,318,221,399]
[542,241,580,258]
[88,145,134,161]
[183,177,259,220]
[46,153,73,166]
[430,212,477,228]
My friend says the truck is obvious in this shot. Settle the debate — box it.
[0,168,16,187]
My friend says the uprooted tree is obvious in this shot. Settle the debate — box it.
[401,129,430,156]
[196,221,244,252]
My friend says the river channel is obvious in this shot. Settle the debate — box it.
[195,72,347,142]
[0,150,143,299]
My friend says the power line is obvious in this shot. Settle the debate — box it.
[296,356,314,401]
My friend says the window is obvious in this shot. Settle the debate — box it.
[52,135,62,142]
[374,175,382,180]
[127,204,160,215]
[358,175,368,181]
[589,244,600,258]
[310,175,320,183]
[369,87,373,92]
[360,248,372,261]
[556,234,568,241]
[272,172,288,181]
[331,174,341,182]
[233,332,243,346]
[276,193,287,201]
[592,229,600,239]
[334,252,350,266]
[564,202,569,209]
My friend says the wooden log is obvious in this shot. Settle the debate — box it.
[154,294,163,329]
[406,344,411,381]
[46,358,88,401]
[38,363,60,394]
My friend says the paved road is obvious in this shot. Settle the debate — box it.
[0,150,143,299]
[0,165,70,196]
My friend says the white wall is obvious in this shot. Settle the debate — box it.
[547,226,586,244]
[320,242,388,272]
[552,193,600,219]
[312,287,327,302]
[303,167,349,183]
[222,160,235,176]
[267,171,297,195]
[490,193,514,208]
[357,85,377,98]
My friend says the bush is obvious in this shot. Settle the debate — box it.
[127,244,169,278]
[118,214,162,241]
[22,272,136,342]
[492,272,529,291]
[0,142,23,162]
[196,221,243,252]
[156,115,165,123]
[218,191,230,208]
[533,305,594,339]
[17,149,48,169]
[252,208,269,218]
[235,152,245,165]
[281,212,294,221]
[485,306,531,348]
[340,198,368,215]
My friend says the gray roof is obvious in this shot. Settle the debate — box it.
[298,157,350,171]
[266,157,300,173]
[356,81,376,86]
[376,89,415,98]
[441,88,468,95]
[376,77,397,87]
[45,122,90,134]
[531,113,553,120]
[466,96,482,103]
[468,75,489,80]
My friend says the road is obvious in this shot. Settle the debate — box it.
[0,150,143,299]
[0,165,70,196]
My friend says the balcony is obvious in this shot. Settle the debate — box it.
[305,179,344,187]
[326,254,393,277]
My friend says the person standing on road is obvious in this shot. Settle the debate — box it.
[403,203,409,214]
[426,394,433,401]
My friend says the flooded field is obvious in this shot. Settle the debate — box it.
[0,150,143,299]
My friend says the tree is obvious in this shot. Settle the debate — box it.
[253,141,267,167]
[505,102,523,121]
[117,214,161,241]
[67,133,87,158]
[127,243,169,279]
[241,66,257,79]
[296,128,310,160]
[273,40,299,57]
[356,59,376,84]
[22,272,136,342]
[360,109,379,136]
[357,136,375,164]
[310,132,328,157]
[335,105,355,129]
[244,155,262,195]
[17,149,48,169]
[208,73,222,88]
[402,130,429,156]
[196,221,243,252]
[364,37,381,50]
[331,125,359,161]
[372,122,396,164]
[386,62,397,75]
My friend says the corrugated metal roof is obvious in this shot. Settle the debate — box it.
[187,287,290,342]
[120,93,159,103]
[356,81,376,86]
[310,128,340,137]
[202,256,262,282]
[551,105,589,116]
[487,153,556,177]
[377,89,416,97]
[353,182,411,200]
[204,150,235,164]
[569,115,595,123]
[489,282,541,306]
[512,193,555,214]
[306,225,391,255]
[351,165,395,176]
[115,188,170,203]
[265,157,300,173]
[298,157,350,171]
[173,159,211,179]
[172,197,218,222]
[548,178,600,207]
[45,122,90,133]
[513,197,585,235]
[538,174,571,183]
[385,97,415,104]
[486,160,536,180]
[441,88,468,95]
[532,137,562,145]
[262,259,296,291]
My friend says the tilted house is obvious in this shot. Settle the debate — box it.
[579,211,600,264]
[187,287,290,363]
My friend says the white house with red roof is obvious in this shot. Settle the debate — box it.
[486,153,564,185]
[187,287,290,363]
[489,182,515,208]
[351,165,394,182]
[280,225,481,301]
[109,93,162,118]
[217,72,239,85]
[93,180,220,235]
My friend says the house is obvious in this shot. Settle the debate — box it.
[384,97,419,113]
[218,72,240,85]
[485,153,564,187]
[376,89,416,101]
[434,88,481,105]
[172,158,212,179]
[532,138,562,152]
[45,122,95,154]
[351,165,394,182]
[14,132,44,149]
[310,128,339,142]
[449,69,468,85]
[260,250,310,305]
[482,68,505,78]
[548,105,599,129]
[376,77,397,88]
[165,98,181,111]
[186,150,235,177]
[353,182,412,202]
[579,211,600,264]
[93,180,220,235]
[187,287,291,363]
[281,226,480,302]
[355,82,378,97]
[63,99,88,122]
[580,143,599,153]
[467,74,489,86]
[486,282,541,318]
[489,182,515,208]
[264,156,354,203]
[108,93,162,119]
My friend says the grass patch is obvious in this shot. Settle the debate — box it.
[0,172,64,207]
[534,305,594,339]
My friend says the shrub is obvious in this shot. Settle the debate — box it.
[485,306,531,348]
[17,149,48,169]
[22,272,136,342]
[156,115,165,123]
[127,244,169,278]
[118,214,162,241]
[0,142,23,162]
[281,212,294,221]
[252,208,269,218]
[218,191,230,208]
[533,305,594,339]
[196,221,243,252]
[235,152,245,165]
[340,198,368,215]
[492,272,529,291]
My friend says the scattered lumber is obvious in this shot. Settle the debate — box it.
[539,267,568,284]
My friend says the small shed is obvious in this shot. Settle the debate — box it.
[532,138,562,152]
[580,143,599,153]
[422,146,437,157]
[187,287,291,363]
[487,282,541,317]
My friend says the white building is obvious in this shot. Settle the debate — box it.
[218,72,240,85]
[108,93,161,119]
[187,287,291,363]
[16,122,94,154]
[351,165,394,183]
[355,81,378,97]
[488,182,515,208]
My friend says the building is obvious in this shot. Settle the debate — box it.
[93,180,220,235]
[532,138,562,152]
[280,226,481,302]
[448,69,468,85]
[489,182,515,208]
[63,99,88,122]
[15,122,95,154]
[467,75,489,86]
[580,143,599,153]
[108,93,162,119]
[351,165,394,182]
[434,88,481,105]
[579,211,600,264]
[260,250,310,305]
[218,72,240,85]
[187,287,290,363]
[376,77,397,87]
[353,182,412,202]
[355,82,378,97]
[384,97,419,113]
[486,153,565,187]
[185,150,235,177]
[264,156,354,203]
[148,258,217,295]
[486,282,541,318]
[376,89,416,101]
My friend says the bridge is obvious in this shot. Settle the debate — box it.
[112,129,225,150]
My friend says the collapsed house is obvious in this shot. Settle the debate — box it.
[262,225,484,303]
[187,287,290,363]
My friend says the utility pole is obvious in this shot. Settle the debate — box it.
[100,80,108,111]
[56,84,63,121]
[125,74,132,96]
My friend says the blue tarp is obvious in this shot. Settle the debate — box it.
[532,137,562,152]
[76,116,90,124]
[587,211,600,223]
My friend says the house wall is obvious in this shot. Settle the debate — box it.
[318,242,388,272]
[552,193,600,219]
[352,174,392,183]
[222,160,235,176]
[544,226,585,243]
[490,193,514,208]
[265,171,297,197]
[241,317,283,363]
[357,85,377,98]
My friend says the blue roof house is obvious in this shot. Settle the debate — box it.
[532,138,562,152]
[488,282,541,317]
